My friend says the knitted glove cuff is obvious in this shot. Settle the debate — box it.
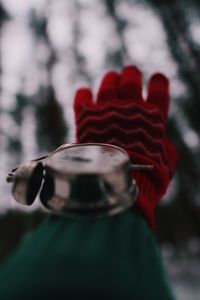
[126,149,171,230]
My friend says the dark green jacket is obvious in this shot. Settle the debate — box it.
[0,211,175,300]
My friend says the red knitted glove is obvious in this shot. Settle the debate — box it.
[74,65,178,230]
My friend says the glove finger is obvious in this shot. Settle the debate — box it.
[74,88,93,113]
[97,71,120,103]
[147,73,170,120]
[119,65,142,101]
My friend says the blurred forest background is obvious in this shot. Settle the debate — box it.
[0,0,200,299]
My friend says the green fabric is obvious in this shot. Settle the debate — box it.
[0,211,175,300]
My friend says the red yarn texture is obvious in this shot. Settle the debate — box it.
[74,66,178,230]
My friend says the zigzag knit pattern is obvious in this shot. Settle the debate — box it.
[74,66,178,230]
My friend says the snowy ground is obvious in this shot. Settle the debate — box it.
[162,244,200,300]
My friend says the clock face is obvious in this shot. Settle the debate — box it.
[45,143,129,174]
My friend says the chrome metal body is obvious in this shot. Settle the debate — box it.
[7,143,153,218]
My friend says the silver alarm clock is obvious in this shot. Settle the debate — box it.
[7,143,153,218]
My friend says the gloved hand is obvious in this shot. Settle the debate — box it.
[74,65,178,230]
